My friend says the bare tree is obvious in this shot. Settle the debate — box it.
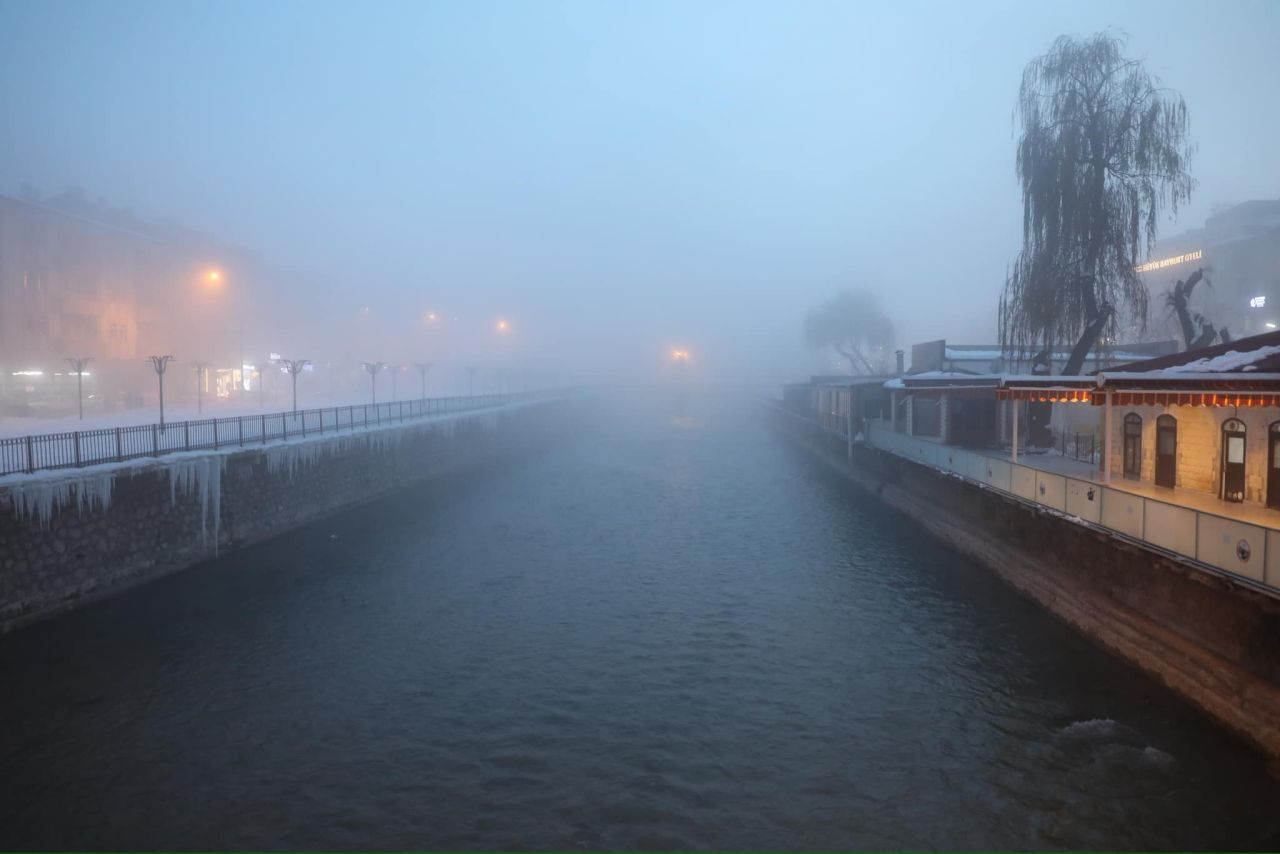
[279,359,311,413]
[362,361,386,405]
[147,355,174,428]
[803,289,895,374]
[998,32,1195,376]
[1164,268,1231,349]
[66,357,91,420]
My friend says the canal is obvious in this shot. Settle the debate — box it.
[2,391,1279,850]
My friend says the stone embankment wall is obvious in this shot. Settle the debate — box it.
[0,399,573,632]
[773,408,1280,762]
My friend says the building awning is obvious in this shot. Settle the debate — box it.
[996,386,1094,403]
[998,372,1280,407]
[1105,391,1280,407]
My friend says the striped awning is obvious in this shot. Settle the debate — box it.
[1104,391,1280,407]
[996,387,1094,403]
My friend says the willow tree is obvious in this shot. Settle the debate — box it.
[999,33,1195,376]
[803,289,895,375]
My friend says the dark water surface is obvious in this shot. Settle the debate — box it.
[3,393,1280,850]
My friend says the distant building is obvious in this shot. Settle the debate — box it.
[1140,199,1280,341]
[0,193,253,414]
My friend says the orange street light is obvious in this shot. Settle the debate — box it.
[496,319,510,333]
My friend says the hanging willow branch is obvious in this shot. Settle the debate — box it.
[999,32,1195,375]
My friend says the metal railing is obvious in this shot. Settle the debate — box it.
[1059,430,1097,464]
[0,393,535,477]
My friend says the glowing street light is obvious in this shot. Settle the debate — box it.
[496,319,510,333]
[671,348,690,363]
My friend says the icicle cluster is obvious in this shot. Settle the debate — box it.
[263,407,502,478]
[2,400,528,533]
[5,473,115,528]
[166,457,225,553]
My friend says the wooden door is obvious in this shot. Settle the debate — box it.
[1155,415,1176,488]
[1222,419,1246,503]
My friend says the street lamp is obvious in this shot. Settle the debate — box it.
[362,361,386,405]
[147,355,174,429]
[278,359,310,413]
[193,361,210,414]
[414,361,433,399]
[66,357,91,420]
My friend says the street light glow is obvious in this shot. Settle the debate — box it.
[496,319,510,332]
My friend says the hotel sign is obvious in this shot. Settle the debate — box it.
[1136,249,1203,273]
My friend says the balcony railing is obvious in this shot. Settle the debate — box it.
[0,393,534,477]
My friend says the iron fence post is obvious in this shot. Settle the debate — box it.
[74,431,81,466]
[184,420,190,451]
[25,435,34,473]
[262,414,267,444]
[115,427,123,462]
[152,424,158,456]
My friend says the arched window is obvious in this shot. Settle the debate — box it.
[1155,415,1177,488]
[1221,418,1247,502]
[1123,413,1142,478]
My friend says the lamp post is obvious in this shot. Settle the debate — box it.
[465,365,476,397]
[193,361,209,414]
[66,356,91,420]
[147,355,174,429]
[362,361,385,405]
[279,358,310,413]
[414,362,433,399]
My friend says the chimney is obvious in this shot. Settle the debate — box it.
[895,350,905,376]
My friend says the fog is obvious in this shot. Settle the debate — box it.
[1,0,1278,392]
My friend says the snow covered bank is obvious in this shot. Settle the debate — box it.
[0,397,546,528]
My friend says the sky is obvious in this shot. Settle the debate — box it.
[1,0,1278,385]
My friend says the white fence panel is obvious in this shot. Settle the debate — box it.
[1196,515,1267,582]
[1143,500,1197,558]
[1101,488,1144,539]
[1064,478,1102,524]
[1034,472,1067,512]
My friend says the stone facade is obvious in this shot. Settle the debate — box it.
[1105,403,1280,503]
[0,401,572,632]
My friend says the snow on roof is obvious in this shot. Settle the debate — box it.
[1167,345,1280,373]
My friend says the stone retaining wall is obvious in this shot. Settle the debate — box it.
[0,399,573,632]
[773,407,1280,761]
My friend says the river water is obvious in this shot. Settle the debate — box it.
[3,391,1279,850]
